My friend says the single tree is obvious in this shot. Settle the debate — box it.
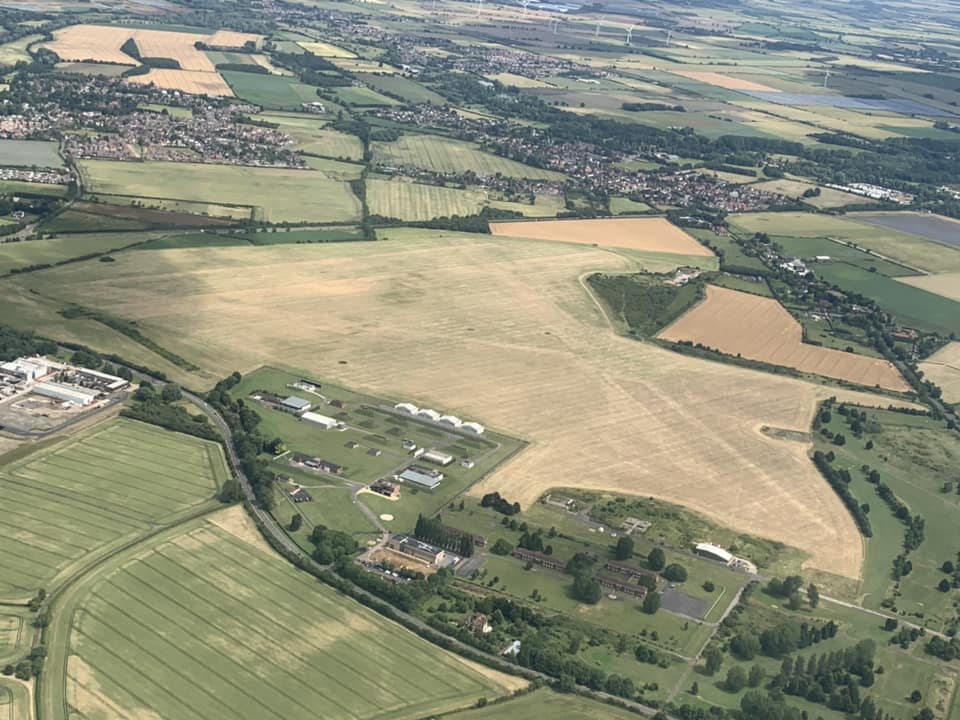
[614,535,634,561]
[289,514,302,532]
[748,664,763,688]
[703,646,723,676]
[642,591,661,615]
[725,665,747,692]
[647,547,666,571]
[807,583,820,608]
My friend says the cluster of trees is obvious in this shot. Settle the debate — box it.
[860,465,925,580]
[0,325,58,361]
[812,450,873,536]
[517,528,552,555]
[480,491,521,516]
[309,525,358,565]
[566,552,601,604]
[206,372,274,509]
[731,619,839,660]
[122,381,218,441]
[926,635,960,661]
[621,102,685,112]
[771,640,878,714]
[1,645,45,680]
[414,514,474,557]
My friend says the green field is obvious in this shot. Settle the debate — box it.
[221,71,322,109]
[259,113,363,161]
[0,419,227,600]
[609,197,653,215]
[0,139,62,168]
[372,135,565,180]
[366,178,486,220]
[813,262,960,336]
[687,229,767,274]
[0,677,30,720]
[815,407,960,628]
[0,233,151,275]
[140,103,194,118]
[362,74,446,104]
[771,235,916,276]
[0,34,42,67]
[334,85,400,107]
[76,160,361,223]
[0,612,26,663]
[63,517,520,720]
[444,688,643,720]
[0,180,69,197]
[730,212,960,274]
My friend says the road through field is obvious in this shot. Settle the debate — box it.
[17,231,912,578]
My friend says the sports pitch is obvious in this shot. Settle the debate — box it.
[11,230,917,578]
[64,508,523,720]
[0,419,226,600]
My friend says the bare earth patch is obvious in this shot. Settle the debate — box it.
[22,232,914,578]
[898,272,960,302]
[206,505,275,556]
[658,285,910,392]
[919,341,960,404]
[489,217,714,256]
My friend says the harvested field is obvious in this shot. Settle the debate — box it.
[128,68,234,96]
[671,70,781,92]
[14,230,916,578]
[490,217,715,256]
[45,25,259,95]
[366,178,485,221]
[658,285,909,391]
[898,271,960,302]
[919,342,960,404]
[296,40,355,57]
[66,519,523,720]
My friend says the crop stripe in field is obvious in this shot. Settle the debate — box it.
[51,443,216,490]
[0,527,70,568]
[82,593,300,720]
[0,507,110,551]
[0,474,147,528]
[19,454,208,512]
[67,672,132,720]
[69,632,204,720]
[0,555,48,586]
[186,537,483,697]
[64,434,216,477]
[92,577,364,720]
[0,484,134,544]
[129,549,399,713]
[164,536,477,700]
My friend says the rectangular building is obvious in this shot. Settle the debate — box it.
[398,466,444,489]
[73,367,129,392]
[421,449,454,466]
[33,381,99,407]
[301,411,338,429]
[387,534,446,566]
[0,357,50,381]
[281,396,312,414]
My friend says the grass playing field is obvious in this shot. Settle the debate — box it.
[371,134,565,180]
[0,139,62,168]
[62,509,524,720]
[7,229,913,579]
[76,159,361,223]
[366,178,486,220]
[0,419,227,601]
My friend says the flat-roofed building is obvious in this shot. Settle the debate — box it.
[1,357,51,382]
[387,534,446,566]
[421,449,454,466]
[302,411,338,429]
[33,381,99,407]
[398,466,444,489]
[73,367,129,392]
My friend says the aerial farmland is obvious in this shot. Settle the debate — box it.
[2,0,960,718]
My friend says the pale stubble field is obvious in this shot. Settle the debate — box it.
[14,231,907,579]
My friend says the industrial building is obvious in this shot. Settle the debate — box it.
[421,449,454,467]
[398,465,444,489]
[281,396,312,415]
[387,534,446,566]
[417,408,441,422]
[461,421,485,435]
[1,357,53,382]
[301,411,338,429]
[438,415,462,428]
[72,367,129,392]
[395,402,418,414]
[695,543,733,564]
[369,479,400,499]
[33,381,100,407]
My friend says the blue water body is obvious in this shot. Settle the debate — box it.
[743,91,957,118]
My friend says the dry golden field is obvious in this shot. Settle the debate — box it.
[13,231,914,578]
[898,272,960,302]
[671,70,781,92]
[489,217,715,256]
[45,25,258,94]
[919,342,960,404]
[127,68,234,96]
[659,286,909,391]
